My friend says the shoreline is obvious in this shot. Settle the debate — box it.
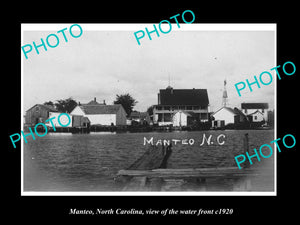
[23,124,274,134]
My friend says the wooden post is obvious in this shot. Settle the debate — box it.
[243,133,250,168]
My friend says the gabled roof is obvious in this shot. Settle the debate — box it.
[159,88,209,106]
[241,103,269,109]
[26,104,58,112]
[78,104,124,115]
[213,107,246,118]
[82,117,90,123]
[86,100,101,105]
[213,107,233,116]
[233,107,247,119]
[248,110,264,116]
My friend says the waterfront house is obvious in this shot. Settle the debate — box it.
[241,103,269,122]
[212,107,247,127]
[70,98,127,126]
[45,112,90,128]
[153,86,210,126]
[247,110,264,123]
[128,111,151,125]
[25,104,58,126]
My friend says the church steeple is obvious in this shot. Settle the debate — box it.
[222,79,228,107]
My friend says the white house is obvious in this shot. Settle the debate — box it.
[172,111,190,127]
[45,112,90,128]
[241,103,268,121]
[70,98,127,126]
[212,107,235,125]
[46,112,73,127]
[248,110,265,122]
[153,86,210,126]
[212,107,247,126]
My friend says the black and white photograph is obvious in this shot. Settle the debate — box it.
[20,24,277,195]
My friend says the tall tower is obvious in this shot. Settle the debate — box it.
[222,79,228,107]
[166,73,172,89]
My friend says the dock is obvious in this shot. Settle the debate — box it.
[117,166,256,191]
[116,134,262,192]
[118,167,255,179]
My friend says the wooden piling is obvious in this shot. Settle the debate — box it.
[117,136,257,191]
[118,144,172,191]
[243,133,250,168]
[127,145,170,170]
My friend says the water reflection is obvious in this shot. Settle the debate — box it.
[24,130,274,192]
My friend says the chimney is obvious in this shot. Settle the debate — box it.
[158,93,161,105]
[94,97,96,102]
[103,100,106,105]
[78,102,81,106]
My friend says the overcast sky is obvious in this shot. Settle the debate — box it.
[23,25,275,113]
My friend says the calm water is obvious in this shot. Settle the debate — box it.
[24,130,274,192]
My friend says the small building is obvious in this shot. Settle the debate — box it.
[72,115,90,128]
[241,103,269,121]
[247,110,264,123]
[70,98,127,126]
[128,111,151,125]
[153,86,210,126]
[25,104,58,126]
[46,112,90,128]
[211,120,225,129]
[212,107,247,126]
[84,97,106,106]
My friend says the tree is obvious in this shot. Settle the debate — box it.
[114,93,137,116]
[147,105,154,116]
[43,101,55,107]
[54,97,77,113]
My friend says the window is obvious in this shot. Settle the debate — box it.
[35,106,40,112]
[254,116,257,120]
[158,114,163,122]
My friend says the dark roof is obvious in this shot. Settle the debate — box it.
[85,100,106,106]
[79,104,124,115]
[241,103,269,109]
[26,104,58,112]
[233,107,247,119]
[86,100,101,105]
[159,88,209,106]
